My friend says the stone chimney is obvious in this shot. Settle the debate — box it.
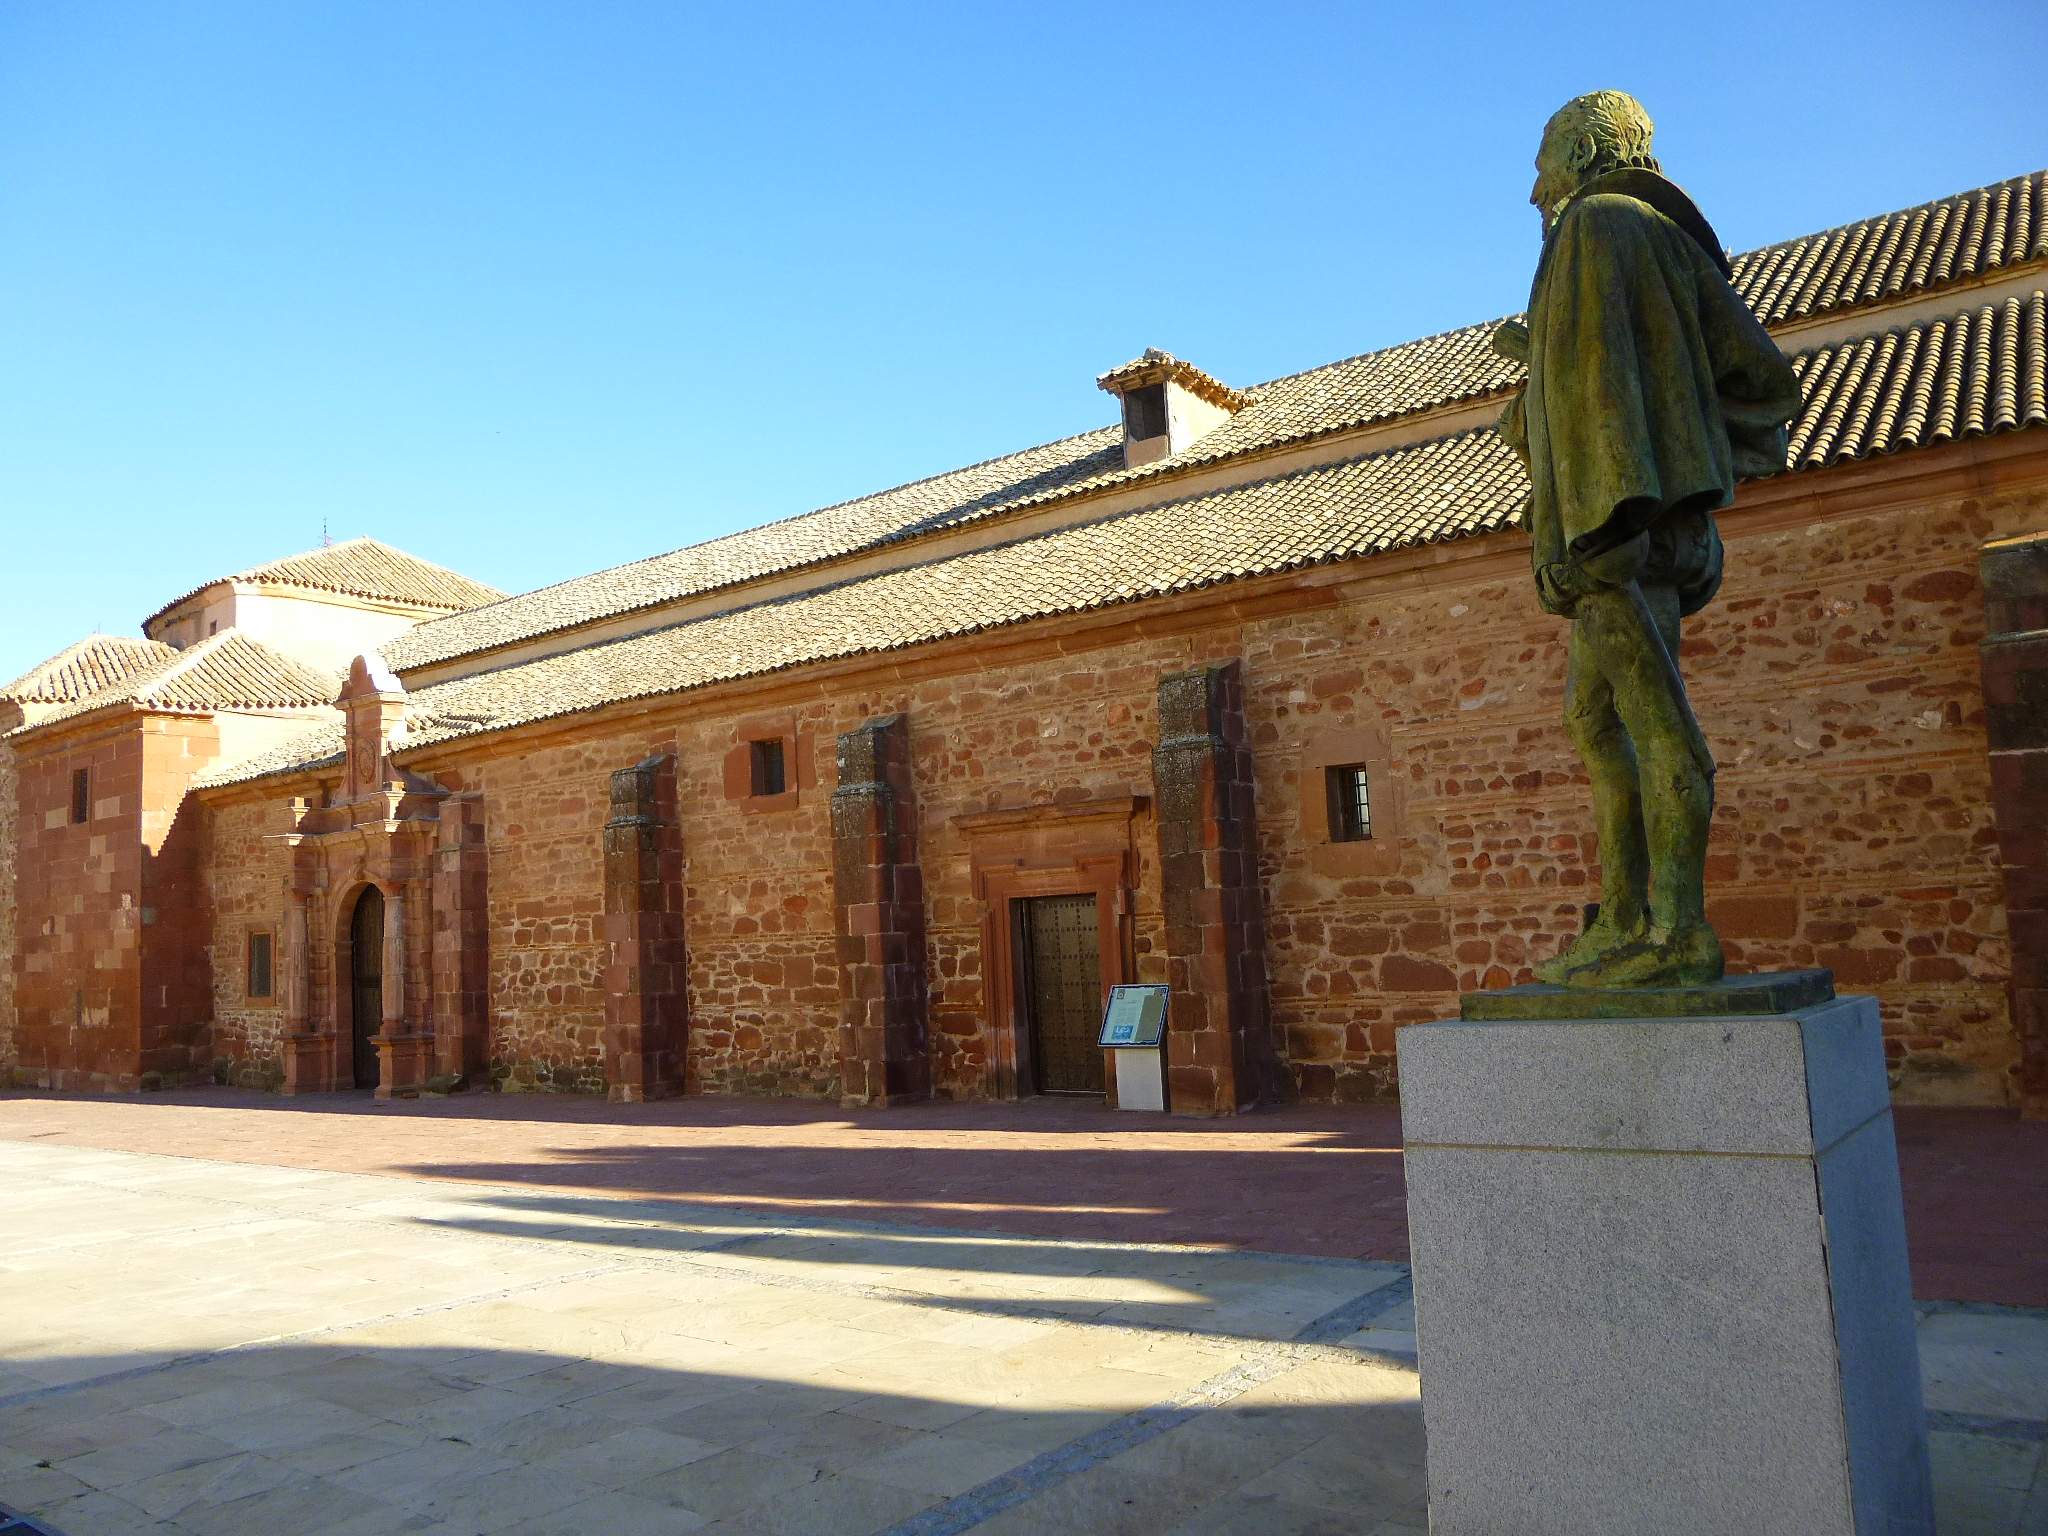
[1097,349,1251,469]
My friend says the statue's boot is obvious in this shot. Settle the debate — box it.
[1577,921,1725,988]
[1535,912,1648,985]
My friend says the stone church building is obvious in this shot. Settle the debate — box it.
[5,170,2045,1117]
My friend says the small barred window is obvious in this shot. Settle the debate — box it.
[246,932,274,1000]
[750,738,787,797]
[1326,764,1372,843]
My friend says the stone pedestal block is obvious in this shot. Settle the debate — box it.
[375,1034,429,1100]
[280,1032,337,1095]
[1399,995,1932,1536]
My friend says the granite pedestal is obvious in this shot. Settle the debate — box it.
[1398,992,1933,1536]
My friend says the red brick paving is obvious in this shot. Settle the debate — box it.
[0,1090,2041,1306]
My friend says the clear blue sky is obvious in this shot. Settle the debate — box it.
[2,1,2042,682]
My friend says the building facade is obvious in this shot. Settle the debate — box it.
[6,172,2047,1116]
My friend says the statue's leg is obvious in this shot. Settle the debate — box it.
[1578,583,1725,986]
[1535,607,1651,983]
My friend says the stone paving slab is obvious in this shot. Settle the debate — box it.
[0,1127,2043,1533]
[0,1089,2041,1306]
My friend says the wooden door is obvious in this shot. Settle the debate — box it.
[350,887,384,1090]
[1020,893,1103,1095]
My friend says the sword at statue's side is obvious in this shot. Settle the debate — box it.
[1567,518,1717,783]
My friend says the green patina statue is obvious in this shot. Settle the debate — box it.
[1495,92,1801,988]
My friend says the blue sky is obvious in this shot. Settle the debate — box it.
[2,1,2042,682]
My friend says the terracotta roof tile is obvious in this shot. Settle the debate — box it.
[385,172,2046,677]
[1786,290,2048,465]
[201,285,2048,791]
[16,631,340,735]
[2,635,178,704]
[142,538,505,631]
[377,321,1524,673]
[1734,173,2048,326]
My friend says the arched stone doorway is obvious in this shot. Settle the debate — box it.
[349,886,384,1090]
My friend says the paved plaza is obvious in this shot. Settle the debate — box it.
[1,1095,2044,1533]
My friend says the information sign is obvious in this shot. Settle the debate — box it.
[1097,984,1169,1049]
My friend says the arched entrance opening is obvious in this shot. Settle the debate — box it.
[349,887,384,1090]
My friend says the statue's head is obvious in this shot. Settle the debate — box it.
[1531,91,1660,231]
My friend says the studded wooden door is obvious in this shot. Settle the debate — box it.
[1021,893,1104,1095]
[350,887,383,1090]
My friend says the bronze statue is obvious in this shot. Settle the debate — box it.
[1494,93,1801,987]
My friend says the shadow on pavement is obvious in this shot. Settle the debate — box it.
[0,1341,1428,1535]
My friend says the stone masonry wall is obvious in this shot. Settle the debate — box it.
[203,795,291,1087]
[905,646,1180,1097]
[161,462,2043,1108]
[137,717,221,1084]
[473,736,616,1092]
[11,721,146,1090]
[0,724,17,1082]
[678,706,841,1096]
[1979,528,2048,1116]
[1245,476,2044,1106]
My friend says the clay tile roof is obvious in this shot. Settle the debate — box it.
[1785,289,2048,466]
[379,172,2045,678]
[197,283,2048,793]
[1734,172,2048,327]
[142,537,506,631]
[2,634,178,704]
[1096,348,1254,411]
[17,631,340,735]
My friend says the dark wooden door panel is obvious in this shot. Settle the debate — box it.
[1023,893,1103,1095]
[350,888,383,1091]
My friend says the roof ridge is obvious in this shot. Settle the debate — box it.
[1738,167,2046,266]
[370,168,2048,677]
[396,423,1124,632]
[130,628,238,702]
[140,536,505,632]
[2,632,179,704]
[202,279,2048,792]
[1241,314,1524,394]
[229,534,372,578]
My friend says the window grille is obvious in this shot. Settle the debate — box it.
[70,768,90,825]
[750,738,787,797]
[1327,764,1372,842]
[247,932,274,1000]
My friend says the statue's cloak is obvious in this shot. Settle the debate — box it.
[1499,169,1800,608]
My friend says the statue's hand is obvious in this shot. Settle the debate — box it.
[1536,560,1586,617]
[1491,320,1531,364]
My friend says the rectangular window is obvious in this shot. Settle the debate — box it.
[750,738,787,797]
[1123,382,1168,441]
[70,768,90,825]
[1327,765,1372,842]
[246,932,274,1000]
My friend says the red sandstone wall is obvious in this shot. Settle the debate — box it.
[11,721,147,1090]
[202,795,291,1086]
[903,652,1177,1097]
[0,726,18,1081]
[469,736,615,1091]
[674,707,840,1096]
[154,460,2042,1109]
[137,718,220,1083]
[1244,478,2042,1106]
